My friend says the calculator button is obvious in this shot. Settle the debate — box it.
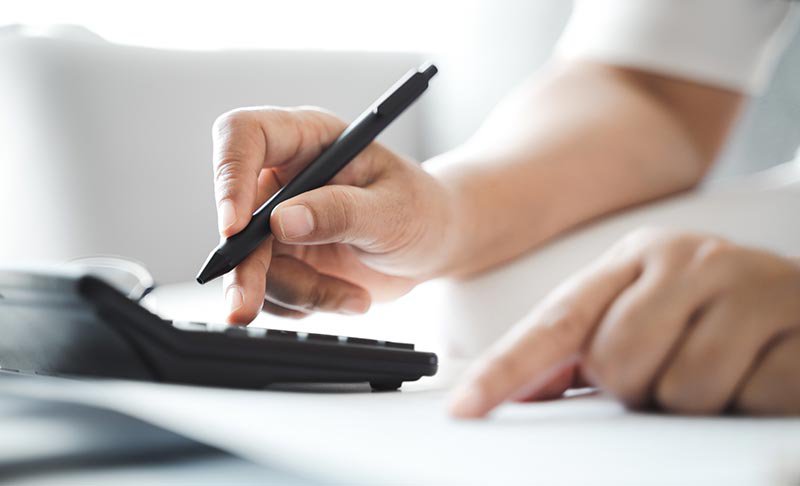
[172,321,208,332]
[223,326,248,337]
[307,333,339,342]
[346,337,380,346]
[245,327,267,338]
[385,341,415,350]
[267,329,298,340]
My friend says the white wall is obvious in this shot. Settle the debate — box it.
[420,1,573,157]
[0,29,421,283]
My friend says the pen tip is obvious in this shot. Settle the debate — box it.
[195,250,231,285]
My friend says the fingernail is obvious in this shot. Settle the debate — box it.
[449,386,486,418]
[218,200,237,234]
[340,296,370,315]
[226,285,244,312]
[276,205,314,239]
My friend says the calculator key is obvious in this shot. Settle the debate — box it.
[385,341,415,350]
[172,321,208,332]
[307,333,339,342]
[266,329,298,340]
[346,337,380,347]
[245,327,267,338]
[224,326,248,337]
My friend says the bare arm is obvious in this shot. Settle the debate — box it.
[430,60,744,277]
[211,60,744,321]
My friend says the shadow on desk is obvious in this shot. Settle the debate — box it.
[0,377,322,485]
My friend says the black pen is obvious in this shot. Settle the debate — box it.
[196,63,438,284]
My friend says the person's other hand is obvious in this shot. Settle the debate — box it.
[449,228,800,417]
[211,107,456,323]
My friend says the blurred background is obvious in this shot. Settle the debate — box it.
[2,0,799,283]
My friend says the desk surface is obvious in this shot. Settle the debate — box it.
[3,281,800,485]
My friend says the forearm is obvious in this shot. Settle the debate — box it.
[427,61,743,277]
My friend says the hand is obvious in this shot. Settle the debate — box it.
[211,107,456,323]
[449,228,800,417]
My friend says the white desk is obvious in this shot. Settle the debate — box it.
[3,280,800,485]
[5,161,800,484]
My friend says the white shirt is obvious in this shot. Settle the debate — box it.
[556,0,800,94]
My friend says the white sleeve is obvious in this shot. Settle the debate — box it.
[555,0,800,94]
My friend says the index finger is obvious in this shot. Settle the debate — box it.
[211,107,344,237]
[448,246,642,418]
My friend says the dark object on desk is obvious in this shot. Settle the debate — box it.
[196,63,438,284]
[0,375,309,485]
[0,268,438,391]
[0,378,218,482]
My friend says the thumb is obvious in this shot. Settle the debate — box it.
[270,185,394,250]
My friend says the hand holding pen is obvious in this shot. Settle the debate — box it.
[202,65,458,324]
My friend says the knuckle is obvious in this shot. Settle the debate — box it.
[686,238,742,285]
[212,108,256,138]
[653,347,728,415]
[692,238,735,267]
[293,106,343,128]
[211,111,235,137]
[324,188,358,236]
[654,381,721,415]
[213,159,248,201]
[584,340,648,409]
[213,156,244,180]
[656,234,699,262]
[294,107,346,145]
[271,107,298,127]
[632,231,709,271]
[584,348,634,406]
[622,228,705,256]
[660,235,693,255]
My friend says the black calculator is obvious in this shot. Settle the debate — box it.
[0,268,437,391]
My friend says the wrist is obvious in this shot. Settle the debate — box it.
[422,149,485,279]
